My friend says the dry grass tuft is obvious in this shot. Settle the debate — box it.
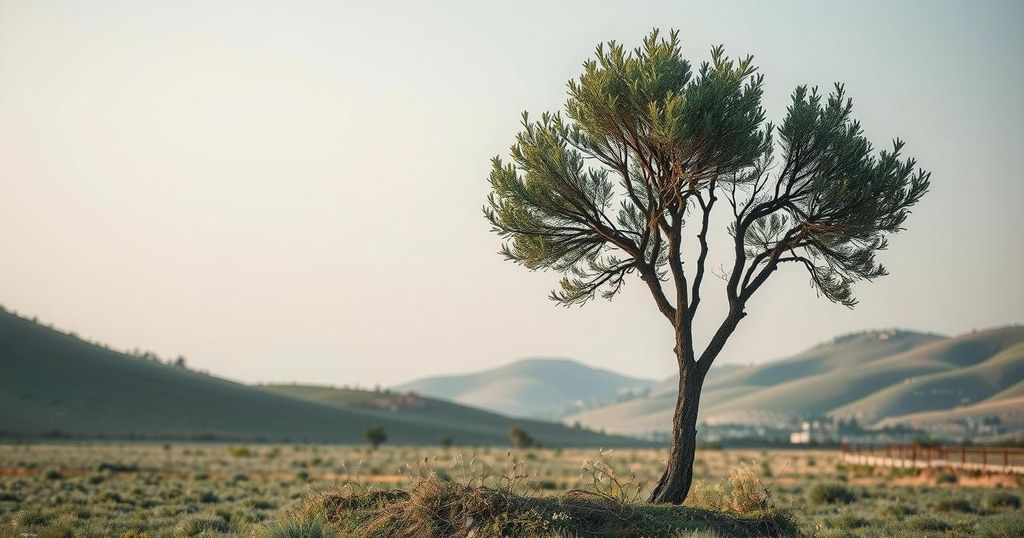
[292,457,797,538]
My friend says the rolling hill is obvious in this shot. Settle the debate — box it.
[0,309,646,447]
[876,396,1024,433]
[566,327,1024,437]
[394,357,655,418]
[831,341,1024,423]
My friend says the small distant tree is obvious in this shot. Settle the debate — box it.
[364,427,387,450]
[485,29,929,503]
[507,427,537,449]
[438,436,454,449]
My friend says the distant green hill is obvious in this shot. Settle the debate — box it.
[876,396,1024,432]
[394,357,654,418]
[832,341,1024,422]
[567,327,1024,436]
[0,309,646,447]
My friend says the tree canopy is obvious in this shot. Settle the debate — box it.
[485,30,929,333]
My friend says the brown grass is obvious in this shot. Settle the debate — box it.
[307,476,797,538]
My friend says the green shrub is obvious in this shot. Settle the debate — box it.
[228,445,252,458]
[259,517,339,538]
[14,509,48,527]
[815,530,856,538]
[880,503,915,518]
[805,482,855,505]
[43,469,63,480]
[984,491,1021,510]
[827,513,868,529]
[978,512,1024,538]
[198,491,219,503]
[173,514,229,537]
[935,472,957,484]
[933,497,973,513]
[904,515,950,532]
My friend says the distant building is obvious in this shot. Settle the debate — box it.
[789,420,835,444]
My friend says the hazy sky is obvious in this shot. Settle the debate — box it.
[1,1,1021,386]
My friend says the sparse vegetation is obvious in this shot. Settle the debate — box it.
[1,443,1020,537]
[984,490,1021,509]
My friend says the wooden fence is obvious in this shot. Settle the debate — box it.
[839,443,1024,474]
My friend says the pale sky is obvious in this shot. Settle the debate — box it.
[1,1,1021,387]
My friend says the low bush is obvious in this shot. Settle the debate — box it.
[95,462,139,473]
[933,497,973,513]
[259,516,340,538]
[826,513,868,529]
[977,512,1024,538]
[14,509,48,528]
[880,503,915,518]
[228,445,253,457]
[686,461,774,514]
[173,514,229,537]
[805,482,855,505]
[904,515,949,532]
[983,491,1021,510]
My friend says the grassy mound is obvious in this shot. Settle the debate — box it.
[282,477,797,538]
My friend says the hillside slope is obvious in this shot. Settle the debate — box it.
[567,327,1024,435]
[703,326,1024,423]
[832,342,1024,422]
[395,358,654,418]
[877,396,1024,432]
[567,330,941,434]
[0,310,645,447]
[261,384,641,446]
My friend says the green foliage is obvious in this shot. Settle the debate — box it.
[173,514,229,536]
[826,513,868,529]
[903,515,949,532]
[977,512,1024,538]
[805,482,855,505]
[933,497,973,513]
[363,427,387,449]
[228,445,253,458]
[983,491,1021,510]
[14,508,48,528]
[258,516,339,538]
[507,427,538,449]
[485,28,929,309]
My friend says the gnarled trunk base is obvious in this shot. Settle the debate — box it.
[648,368,703,504]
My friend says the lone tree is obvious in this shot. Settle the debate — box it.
[363,426,387,450]
[485,30,929,504]
[508,427,538,449]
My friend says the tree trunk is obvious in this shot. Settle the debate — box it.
[647,364,704,504]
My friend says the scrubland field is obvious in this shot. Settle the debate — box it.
[0,443,1021,537]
